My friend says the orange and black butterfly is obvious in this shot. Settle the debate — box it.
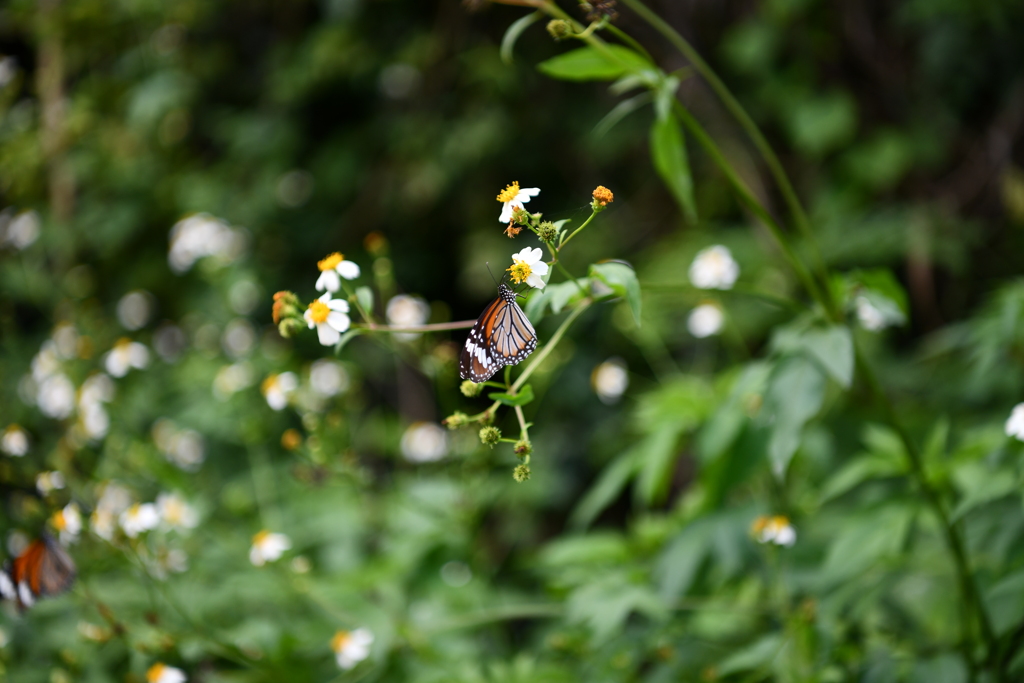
[459,283,537,383]
[0,534,76,609]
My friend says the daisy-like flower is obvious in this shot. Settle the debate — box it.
[104,338,150,378]
[51,503,82,544]
[250,530,291,566]
[751,515,797,547]
[689,245,740,290]
[120,502,160,538]
[687,303,724,338]
[315,252,361,293]
[261,372,298,411]
[506,247,549,289]
[304,293,351,346]
[146,662,187,683]
[497,182,540,224]
[332,628,374,670]
[1,424,29,456]
[157,493,199,530]
[1006,403,1024,441]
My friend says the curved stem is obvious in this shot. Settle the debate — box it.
[558,210,599,249]
[353,320,476,333]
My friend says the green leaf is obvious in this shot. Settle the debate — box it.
[566,575,667,642]
[569,450,641,530]
[593,91,652,138]
[500,11,543,65]
[634,426,683,507]
[488,384,535,407]
[355,286,374,316]
[649,111,697,224]
[716,634,785,677]
[590,261,641,325]
[762,357,826,478]
[819,455,905,504]
[524,287,553,321]
[950,461,1018,521]
[655,519,711,599]
[801,325,854,387]
[537,44,650,82]
[334,328,366,354]
[985,569,1024,635]
[548,280,583,314]
[908,655,968,683]
[819,504,916,586]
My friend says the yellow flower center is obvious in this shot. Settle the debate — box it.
[496,182,521,203]
[146,663,166,683]
[332,630,352,653]
[114,337,132,351]
[261,374,279,395]
[253,529,271,545]
[52,510,67,531]
[506,260,532,285]
[308,300,331,324]
[318,252,344,271]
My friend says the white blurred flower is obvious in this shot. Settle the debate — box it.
[146,663,187,683]
[856,296,886,332]
[386,294,430,341]
[79,373,115,440]
[3,210,40,250]
[105,338,150,377]
[687,303,724,338]
[222,318,256,359]
[120,503,160,538]
[689,245,739,290]
[1,425,29,456]
[261,372,298,410]
[116,290,154,330]
[37,373,75,419]
[213,362,255,401]
[52,323,79,359]
[507,247,549,289]
[159,548,189,575]
[31,341,61,382]
[0,56,17,88]
[496,182,540,223]
[309,360,349,398]
[315,252,361,293]
[92,482,133,540]
[1005,403,1024,441]
[80,373,115,406]
[159,426,205,471]
[36,471,66,494]
[250,530,291,566]
[168,213,245,274]
[91,509,117,541]
[400,422,448,463]
[591,358,629,404]
[752,515,796,547]
[51,503,82,544]
[304,292,351,346]
[332,628,374,670]
[157,493,199,530]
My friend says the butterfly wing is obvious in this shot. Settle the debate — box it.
[460,285,538,383]
[460,295,506,383]
[489,298,537,368]
[37,535,76,597]
[3,535,76,609]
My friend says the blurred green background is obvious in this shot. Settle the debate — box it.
[2,0,1024,680]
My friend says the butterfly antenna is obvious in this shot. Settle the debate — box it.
[485,262,502,289]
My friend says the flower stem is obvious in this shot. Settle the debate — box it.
[353,320,477,333]
[558,209,598,250]
[553,259,590,298]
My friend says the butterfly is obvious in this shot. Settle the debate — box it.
[0,533,76,610]
[459,283,537,383]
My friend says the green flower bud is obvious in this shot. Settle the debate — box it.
[460,380,483,397]
[513,438,532,459]
[513,464,531,483]
[511,205,531,226]
[278,318,305,338]
[443,411,469,429]
[537,221,559,243]
[479,426,501,447]
[546,19,572,40]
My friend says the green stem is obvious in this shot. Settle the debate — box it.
[353,319,476,333]
[341,282,375,325]
[514,405,530,441]
[553,259,589,298]
[558,209,599,249]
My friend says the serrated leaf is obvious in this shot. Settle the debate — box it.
[590,261,641,325]
[537,45,650,82]
[650,111,697,224]
[488,384,535,407]
[500,11,542,65]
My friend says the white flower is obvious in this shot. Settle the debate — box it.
[92,482,132,540]
[37,373,75,418]
[261,372,298,411]
[315,252,361,293]
[250,530,291,566]
[31,341,62,381]
[752,515,796,547]
[116,290,153,330]
[1,425,29,456]
[386,294,430,341]
[213,362,254,400]
[856,296,886,332]
[36,471,65,494]
[1006,403,1024,441]
[332,628,374,670]
[52,323,79,359]
[157,493,199,530]
[153,419,207,471]
[591,358,629,404]
[0,56,17,89]
[3,210,40,250]
[80,373,115,405]
[689,245,739,290]
[687,303,724,338]
[51,503,82,544]
[104,338,150,377]
[168,213,245,274]
[146,663,187,683]
[120,503,160,538]
[496,182,540,223]
[507,247,549,290]
[400,422,448,463]
[79,374,115,441]
[304,292,351,346]
[309,360,349,398]
[91,509,117,541]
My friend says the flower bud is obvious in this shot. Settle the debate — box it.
[460,380,483,397]
[513,438,532,459]
[278,318,305,339]
[546,19,572,40]
[513,464,531,483]
[272,290,301,324]
[443,411,469,429]
[591,185,614,211]
[479,426,501,447]
[511,205,531,226]
[537,221,559,243]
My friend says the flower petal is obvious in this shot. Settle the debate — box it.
[337,261,360,280]
[327,298,350,313]
[316,270,341,293]
[518,187,541,198]
[526,273,546,289]
[317,323,341,346]
[326,311,351,333]
[499,202,515,224]
[303,310,316,329]
[531,260,549,276]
